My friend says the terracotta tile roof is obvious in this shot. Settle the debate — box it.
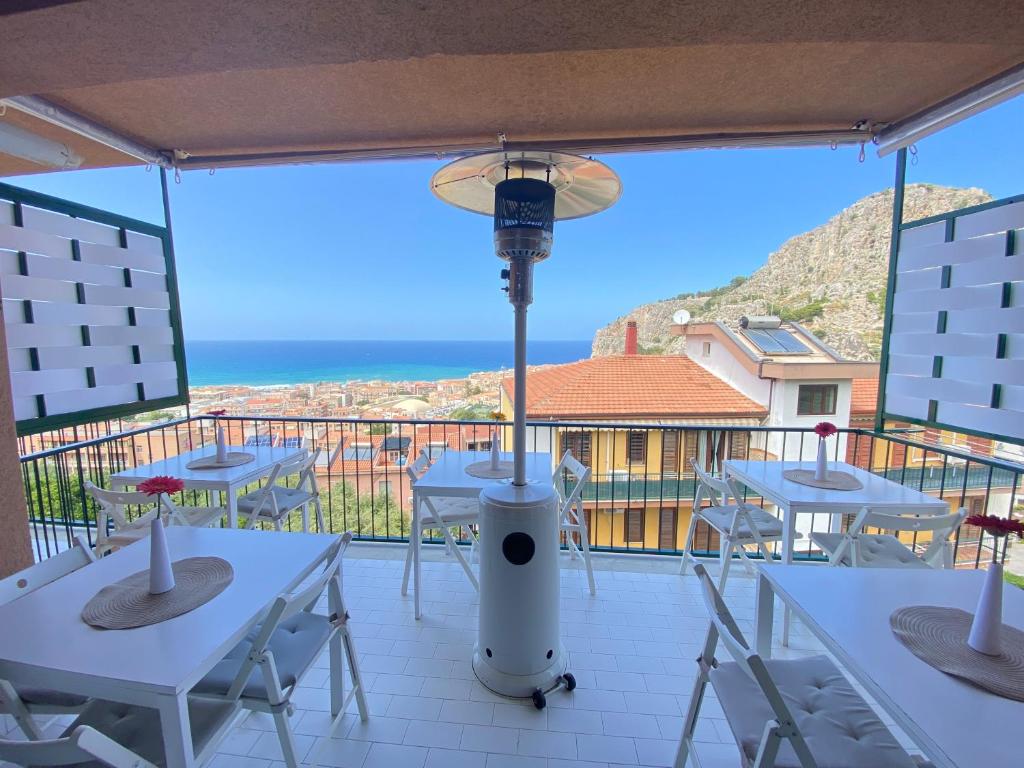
[502,355,767,419]
[851,378,880,416]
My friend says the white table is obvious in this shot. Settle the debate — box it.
[0,527,340,768]
[111,443,306,528]
[755,565,1023,768]
[403,450,553,619]
[724,460,949,565]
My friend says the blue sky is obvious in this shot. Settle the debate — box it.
[6,97,1022,343]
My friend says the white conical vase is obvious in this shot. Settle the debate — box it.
[149,512,176,595]
[814,439,828,481]
[216,425,228,463]
[490,430,501,470]
[968,561,1003,655]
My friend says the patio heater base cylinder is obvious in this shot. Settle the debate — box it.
[473,481,565,699]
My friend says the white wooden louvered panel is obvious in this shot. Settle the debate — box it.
[888,332,1000,357]
[82,283,170,310]
[954,201,1024,240]
[45,384,141,414]
[937,402,1024,438]
[13,396,37,421]
[886,354,934,377]
[0,187,185,431]
[29,302,128,326]
[889,312,937,334]
[0,223,76,260]
[133,308,171,328]
[142,378,180,399]
[35,345,135,370]
[92,361,177,387]
[88,325,174,346]
[1,274,79,303]
[21,253,126,286]
[898,231,1005,273]
[884,196,1024,442]
[893,284,1003,313]
[78,240,165,274]
[138,344,176,362]
[19,206,121,246]
[897,221,946,250]
[4,323,83,348]
[12,368,89,396]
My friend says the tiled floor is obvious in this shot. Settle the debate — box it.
[1,543,921,768]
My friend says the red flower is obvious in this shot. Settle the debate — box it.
[966,514,1024,539]
[814,421,838,439]
[138,476,185,496]
[208,409,227,417]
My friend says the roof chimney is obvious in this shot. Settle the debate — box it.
[625,321,639,356]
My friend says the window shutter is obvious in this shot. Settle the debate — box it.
[625,508,644,542]
[628,431,646,463]
[662,431,680,473]
[729,432,749,459]
[684,431,699,472]
[561,431,592,466]
[658,507,677,550]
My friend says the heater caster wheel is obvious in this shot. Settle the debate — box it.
[531,689,546,710]
[562,673,577,692]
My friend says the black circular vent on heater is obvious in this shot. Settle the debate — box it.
[493,178,555,234]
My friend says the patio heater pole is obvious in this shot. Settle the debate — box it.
[510,258,531,487]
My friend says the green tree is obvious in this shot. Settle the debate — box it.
[368,423,393,435]
[322,480,409,538]
[448,403,496,421]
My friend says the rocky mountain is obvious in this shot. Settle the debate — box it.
[592,184,991,361]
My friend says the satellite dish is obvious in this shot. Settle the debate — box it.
[673,309,691,325]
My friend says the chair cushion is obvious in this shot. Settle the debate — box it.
[174,506,224,528]
[711,654,918,768]
[697,504,785,539]
[425,497,480,524]
[60,696,236,767]
[3,686,88,708]
[237,485,315,520]
[192,611,330,700]
[810,532,930,568]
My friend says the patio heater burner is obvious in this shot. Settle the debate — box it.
[431,151,620,706]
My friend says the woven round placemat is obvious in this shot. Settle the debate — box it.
[465,460,514,479]
[82,557,234,630]
[890,605,1024,701]
[186,452,255,470]
[782,468,863,490]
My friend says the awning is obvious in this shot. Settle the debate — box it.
[2,1,1023,175]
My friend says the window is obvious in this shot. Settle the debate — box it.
[624,508,644,542]
[628,431,646,463]
[683,431,699,473]
[702,341,712,357]
[561,431,592,466]
[426,442,447,460]
[378,480,393,496]
[662,431,680,473]
[797,384,837,416]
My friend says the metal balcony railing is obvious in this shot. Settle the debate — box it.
[18,414,1023,569]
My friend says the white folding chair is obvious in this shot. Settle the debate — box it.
[0,536,95,739]
[554,450,596,595]
[236,449,326,533]
[680,459,789,588]
[811,505,967,569]
[401,450,480,594]
[84,481,223,556]
[675,563,925,768]
[0,698,237,767]
[190,532,368,768]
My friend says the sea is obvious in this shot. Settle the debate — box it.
[185,340,592,387]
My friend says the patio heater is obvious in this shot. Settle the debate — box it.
[431,151,620,706]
